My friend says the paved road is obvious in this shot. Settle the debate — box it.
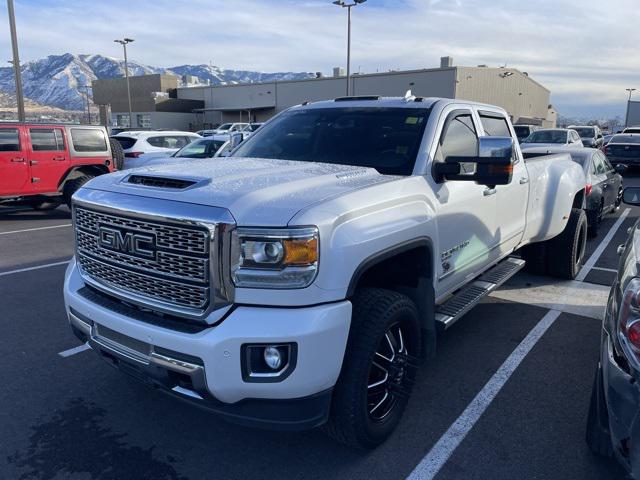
[1,175,638,480]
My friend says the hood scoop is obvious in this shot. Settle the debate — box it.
[126,174,199,190]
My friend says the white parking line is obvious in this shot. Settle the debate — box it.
[407,208,632,480]
[0,223,71,236]
[591,266,619,273]
[0,260,70,277]
[58,343,91,358]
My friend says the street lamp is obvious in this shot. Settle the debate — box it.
[332,0,366,96]
[625,88,637,128]
[114,37,134,127]
[7,0,25,122]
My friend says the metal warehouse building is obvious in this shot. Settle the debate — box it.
[93,57,556,130]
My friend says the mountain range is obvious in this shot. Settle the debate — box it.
[0,53,314,111]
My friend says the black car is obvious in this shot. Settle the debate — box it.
[605,134,640,167]
[587,186,640,477]
[523,148,624,236]
[569,125,604,149]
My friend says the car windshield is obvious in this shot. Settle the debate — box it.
[573,127,596,138]
[232,107,430,175]
[525,130,568,144]
[217,123,233,131]
[174,138,226,158]
[513,126,531,139]
[610,135,640,144]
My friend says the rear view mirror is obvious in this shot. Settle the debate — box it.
[434,136,514,186]
[623,187,640,206]
[229,132,243,149]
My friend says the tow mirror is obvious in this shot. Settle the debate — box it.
[623,187,640,206]
[433,136,514,186]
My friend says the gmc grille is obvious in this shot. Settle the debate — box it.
[74,206,211,312]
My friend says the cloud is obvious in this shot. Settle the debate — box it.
[0,0,638,116]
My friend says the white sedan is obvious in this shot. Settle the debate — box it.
[123,137,227,169]
[520,128,584,152]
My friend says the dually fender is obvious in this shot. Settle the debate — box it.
[523,156,586,244]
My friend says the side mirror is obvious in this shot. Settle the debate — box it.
[433,136,514,186]
[615,164,627,174]
[229,132,243,149]
[623,187,640,205]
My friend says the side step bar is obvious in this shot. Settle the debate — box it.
[435,257,525,330]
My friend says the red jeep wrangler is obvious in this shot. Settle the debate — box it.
[0,123,124,211]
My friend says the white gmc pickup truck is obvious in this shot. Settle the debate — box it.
[64,95,587,449]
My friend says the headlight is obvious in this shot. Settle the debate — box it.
[231,227,319,289]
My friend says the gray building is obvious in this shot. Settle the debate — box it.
[92,74,204,130]
[626,100,640,128]
[92,59,555,131]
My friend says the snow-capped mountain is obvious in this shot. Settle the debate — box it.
[0,53,314,111]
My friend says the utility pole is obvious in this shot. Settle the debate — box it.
[625,88,636,128]
[332,0,366,96]
[79,85,92,124]
[7,0,25,121]
[114,38,134,127]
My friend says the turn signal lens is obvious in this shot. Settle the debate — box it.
[283,237,318,265]
[617,278,640,365]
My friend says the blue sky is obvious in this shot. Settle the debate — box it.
[1,0,638,118]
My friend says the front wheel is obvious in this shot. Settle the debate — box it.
[324,288,420,450]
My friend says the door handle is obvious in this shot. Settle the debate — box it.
[10,157,25,163]
[483,188,497,196]
[30,160,38,166]
[519,177,529,184]
[53,156,66,161]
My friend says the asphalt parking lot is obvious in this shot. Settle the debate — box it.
[1,177,639,480]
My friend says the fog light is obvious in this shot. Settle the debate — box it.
[264,346,282,370]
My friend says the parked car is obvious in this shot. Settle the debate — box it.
[124,137,228,169]
[586,185,640,477]
[65,96,586,449]
[0,123,117,210]
[110,131,201,166]
[623,126,640,134]
[212,123,248,135]
[520,128,584,151]
[603,134,615,146]
[513,124,539,143]
[523,148,624,236]
[195,129,215,137]
[569,125,604,149]
[241,123,264,140]
[604,134,640,167]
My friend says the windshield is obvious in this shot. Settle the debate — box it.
[610,135,640,144]
[217,123,233,131]
[174,138,226,158]
[513,126,531,139]
[573,127,596,138]
[525,130,568,144]
[232,107,430,175]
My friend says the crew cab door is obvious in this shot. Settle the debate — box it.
[27,127,68,193]
[429,108,499,296]
[0,126,29,197]
[477,111,528,256]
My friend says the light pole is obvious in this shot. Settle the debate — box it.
[7,0,25,122]
[625,88,636,128]
[332,0,366,96]
[114,37,134,127]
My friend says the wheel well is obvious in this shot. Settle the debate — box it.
[58,165,109,190]
[347,240,436,357]
[573,189,586,209]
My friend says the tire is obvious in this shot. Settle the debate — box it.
[324,287,421,450]
[586,365,614,457]
[63,175,94,209]
[109,138,125,170]
[520,242,547,275]
[587,202,603,238]
[546,208,587,279]
[29,199,61,211]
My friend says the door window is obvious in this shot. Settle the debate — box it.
[593,153,606,174]
[0,128,20,151]
[435,113,478,177]
[147,136,191,149]
[30,129,64,151]
[479,114,511,137]
[70,128,107,152]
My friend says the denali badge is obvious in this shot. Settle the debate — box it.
[97,225,156,259]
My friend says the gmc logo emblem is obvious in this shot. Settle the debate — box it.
[97,225,156,259]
